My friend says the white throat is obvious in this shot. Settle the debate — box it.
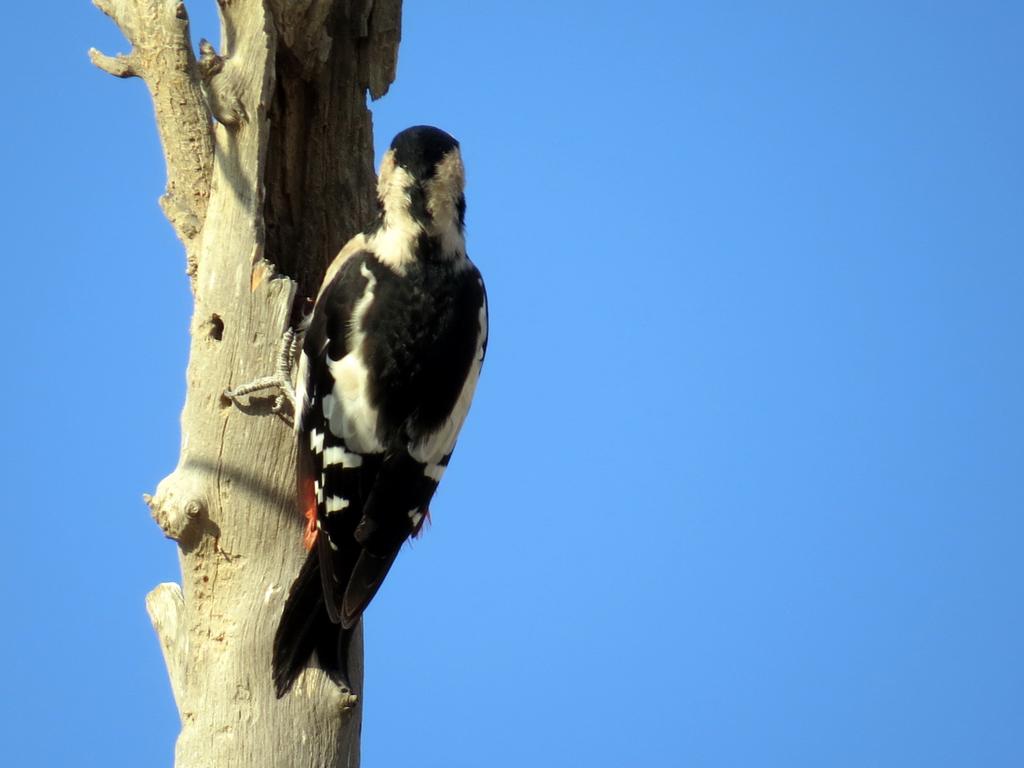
[372,150,467,271]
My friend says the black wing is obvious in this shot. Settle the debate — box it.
[296,253,379,624]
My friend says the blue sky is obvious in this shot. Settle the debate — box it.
[3,1,1022,766]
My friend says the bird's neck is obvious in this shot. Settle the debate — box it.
[370,203,465,271]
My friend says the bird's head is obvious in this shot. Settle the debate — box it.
[377,126,466,254]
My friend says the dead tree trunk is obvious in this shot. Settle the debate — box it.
[90,1,401,765]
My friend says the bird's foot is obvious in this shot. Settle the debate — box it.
[223,327,301,423]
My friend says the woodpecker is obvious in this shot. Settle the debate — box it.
[271,126,488,698]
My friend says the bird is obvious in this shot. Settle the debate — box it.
[271,125,488,698]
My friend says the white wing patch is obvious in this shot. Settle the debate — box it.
[294,350,312,434]
[323,360,383,453]
[321,262,385,454]
[323,445,363,469]
[325,496,350,515]
[309,427,325,455]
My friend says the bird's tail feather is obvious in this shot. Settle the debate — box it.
[341,548,401,629]
[272,550,352,698]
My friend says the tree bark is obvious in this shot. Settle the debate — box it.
[90,1,401,765]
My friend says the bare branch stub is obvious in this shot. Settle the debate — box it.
[88,48,139,78]
[90,0,214,258]
[146,583,188,715]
